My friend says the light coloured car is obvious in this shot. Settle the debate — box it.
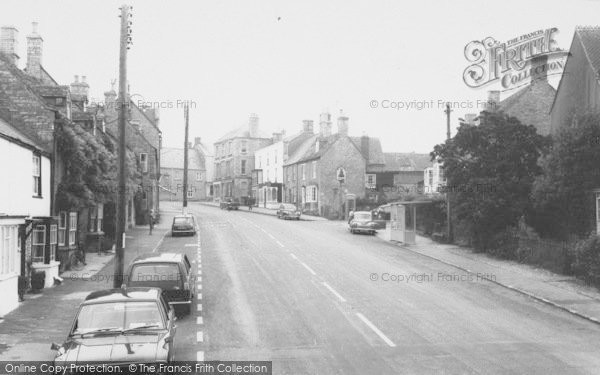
[348,211,377,235]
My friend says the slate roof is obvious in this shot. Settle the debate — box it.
[350,136,385,165]
[217,124,271,142]
[31,84,69,97]
[395,170,425,185]
[383,152,432,172]
[161,147,205,170]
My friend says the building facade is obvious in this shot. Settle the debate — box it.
[213,114,271,203]
[160,137,211,201]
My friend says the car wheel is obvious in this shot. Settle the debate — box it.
[350,229,355,234]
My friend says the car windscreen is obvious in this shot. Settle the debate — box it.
[354,213,372,221]
[128,263,182,287]
[173,217,193,225]
[72,301,164,334]
[280,204,297,211]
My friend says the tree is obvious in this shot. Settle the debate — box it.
[529,113,600,240]
[431,111,547,251]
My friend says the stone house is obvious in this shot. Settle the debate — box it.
[213,114,272,203]
[160,137,212,201]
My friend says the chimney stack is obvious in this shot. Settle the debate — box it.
[0,26,19,65]
[487,90,500,111]
[530,54,549,84]
[319,112,332,138]
[26,22,43,79]
[104,80,117,113]
[361,134,370,164]
[464,113,478,125]
[194,137,202,147]
[248,113,259,138]
[70,74,90,100]
[337,110,349,136]
[272,132,283,142]
[302,120,314,134]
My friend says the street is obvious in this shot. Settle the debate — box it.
[2,202,600,374]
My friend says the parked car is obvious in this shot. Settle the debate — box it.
[51,287,177,364]
[348,211,378,235]
[219,198,240,210]
[276,203,301,220]
[123,253,195,316]
[171,214,196,236]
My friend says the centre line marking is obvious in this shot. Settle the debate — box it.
[197,316,203,325]
[197,331,204,342]
[322,282,346,302]
[290,253,298,260]
[267,233,275,240]
[356,312,396,347]
[197,351,204,361]
[300,262,317,276]
[197,304,203,312]
[275,240,284,248]
[184,244,197,247]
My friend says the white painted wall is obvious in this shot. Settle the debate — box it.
[423,161,445,194]
[255,141,284,183]
[0,137,51,217]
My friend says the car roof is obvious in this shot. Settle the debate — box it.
[131,252,185,264]
[83,287,161,304]
[173,214,194,219]
[354,211,372,214]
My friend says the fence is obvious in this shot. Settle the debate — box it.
[514,236,573,275]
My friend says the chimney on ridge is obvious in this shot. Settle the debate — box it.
[0,26,19,65]
[26,22,43,79]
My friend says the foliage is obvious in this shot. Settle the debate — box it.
[55,118,141,211]
[528,113,600,240]
[571,235,600,287]
[431,111,547,251]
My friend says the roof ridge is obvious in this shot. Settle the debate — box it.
[575,27,600,77]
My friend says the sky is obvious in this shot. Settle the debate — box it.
[2,0,600,153]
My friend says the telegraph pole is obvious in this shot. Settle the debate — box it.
[182,104,189,212]
[114,4,132,288]
[444,103,453,243]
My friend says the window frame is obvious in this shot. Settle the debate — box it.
[140,153,148,173]
[32,153,42,197]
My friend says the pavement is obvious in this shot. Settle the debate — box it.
[373,230,600,326]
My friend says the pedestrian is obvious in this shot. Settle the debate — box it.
[148,209,154,235]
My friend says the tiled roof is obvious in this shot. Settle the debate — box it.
[576,27,600,77]
[31,84,69,97]
[350,136,385,165]
[161,147,205,170]
[383,152,432,172]
[284,134,319,165]
[0,116,41,150]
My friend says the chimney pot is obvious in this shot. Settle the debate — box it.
[26,22,43,79]
[74,75,79,82]
[302,120,314,134]
[248,113,259,137]
[319,112,332,138]
[337,111,349,136]
[0,26,20,65]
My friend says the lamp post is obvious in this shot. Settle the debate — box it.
[444,103,453,243]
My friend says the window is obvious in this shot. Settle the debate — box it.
[58,212,67,246]
[438,166,446,183]
[267,156,269,166]
[32,225,46,263]
[33,154,41,196]
[226,161,232,177]
[49,224,57,262]
[266,169,270,181]
[187,189,193,198]
[89,204,104,233]
[101,119,106,133]
[301,164,306,180]
[428,170,434,186]
[228,141,232,155]
[274,168,277,182]
[274,152,277,164]
[312,161,317,179]
[258,157,262,168]
[241,160,247,175]
[56,97,64,105]
[241,140,248,154]
[0,225,18,275]
[140,153,148,173]
[69,212,77,246]
[366,174,376,187]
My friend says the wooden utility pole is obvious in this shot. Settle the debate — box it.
[182,103,189,212]
[114,4,132,288]
[444,103,453,243]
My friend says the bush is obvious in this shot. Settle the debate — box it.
[571,235,600,287]
[484,227,519,259]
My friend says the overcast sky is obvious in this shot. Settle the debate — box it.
[2,0,600,153]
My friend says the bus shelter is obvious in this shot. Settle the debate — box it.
[378,201,431,245]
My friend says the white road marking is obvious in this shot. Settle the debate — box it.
[197,351,204,361]
[197,276,202,282]
[275,240,285,248]
[184,244,197,247]
[322,282,347,302]
[290,253,298,260]
[300,262,317,276]
[197,331,204,342]
[197,283,202,290]
[197,316,203,324]
[197,293,202,300]
[268,233,275,240]
[356,312,396,347]
[151,231,169,253]
[197,304,203,311]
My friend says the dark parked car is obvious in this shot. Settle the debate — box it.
[348,211,378,235]
[51,287,177,364]
[123,253,195,316]
[171,214,196,236]
[276,203,301,220]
